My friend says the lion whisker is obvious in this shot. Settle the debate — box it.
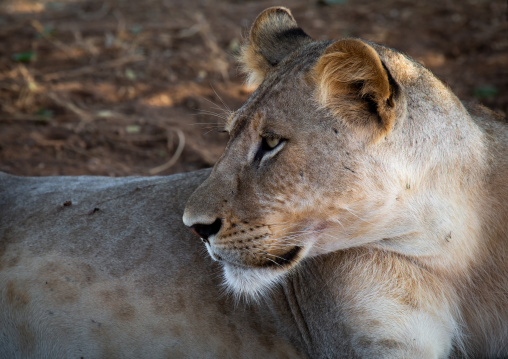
[195,110,230,121]
[199,94,233,115]
[210,84,232,113]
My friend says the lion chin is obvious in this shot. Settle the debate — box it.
[221,244,312,300]
[222,263,288,300]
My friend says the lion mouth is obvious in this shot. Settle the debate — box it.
[205,238,304,269]
[263,246,302,268]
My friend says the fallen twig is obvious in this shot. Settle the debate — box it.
[31,20,76,59]
[46,91,93,122]
[42,55,145,81]
[149,128,185,174]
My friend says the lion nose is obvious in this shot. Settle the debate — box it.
[190,218,222,244]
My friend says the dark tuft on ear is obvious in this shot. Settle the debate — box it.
[240,7,312,85]
[314,39,398,142]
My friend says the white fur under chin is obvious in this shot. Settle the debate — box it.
[222,264,287,301]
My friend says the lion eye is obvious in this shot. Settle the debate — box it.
[265,136,280,149]
[254,135,285,163]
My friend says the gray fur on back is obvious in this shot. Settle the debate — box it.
[0,170,302,359]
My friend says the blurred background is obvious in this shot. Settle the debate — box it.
[0,0,506,176]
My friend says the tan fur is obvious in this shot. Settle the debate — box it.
[239,6,312,88]
[184,7,508,358]
[314,39,396,142]
[2,7,506,358]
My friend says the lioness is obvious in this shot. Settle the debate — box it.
[1,7,507,359]
[183,6,508,358]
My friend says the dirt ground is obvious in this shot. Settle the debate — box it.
[0,0,506,177]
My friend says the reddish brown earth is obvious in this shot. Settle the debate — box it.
[0,0,506,176]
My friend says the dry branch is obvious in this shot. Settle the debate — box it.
[42,55,145,81]
[46,92,93,122]
[149,129,185,174]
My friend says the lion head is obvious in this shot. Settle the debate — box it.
[183,7,485,298]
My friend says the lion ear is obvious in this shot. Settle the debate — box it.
[314,39,398,142]
[240,7,312,85]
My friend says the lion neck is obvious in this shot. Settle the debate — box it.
[365,58,488,279]
[314,52,491,280]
